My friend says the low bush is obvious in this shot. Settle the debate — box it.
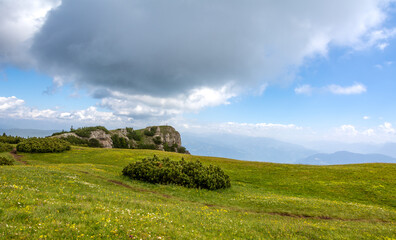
[111,135,129,149]
[0,134,24,144]
[0,142,13,152]
[51,130,68,136]
[164,143,178,152]
[144,127,157,136]
[17,138,71,153]
[122,156,231,190]
[60,136,89,146]
[88,138,102,148]
[0,156,14,165]
[153,136,162,145]
[177,146,187,153]
[127,130,142,141]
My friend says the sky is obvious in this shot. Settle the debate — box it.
[1,0,396,146]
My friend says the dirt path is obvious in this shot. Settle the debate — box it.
[10,148,28,165]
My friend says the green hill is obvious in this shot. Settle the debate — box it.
[1,147,395,239]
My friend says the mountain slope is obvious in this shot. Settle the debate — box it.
[299,151,396,165]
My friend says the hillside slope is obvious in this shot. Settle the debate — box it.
[0,148,395,239]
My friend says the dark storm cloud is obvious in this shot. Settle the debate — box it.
[31,0,387,97]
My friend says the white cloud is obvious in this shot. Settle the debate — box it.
[295,83,367,95]
[295,84,314,95]
[363,116,370,120]
[379,122,395,134]
[374,61,393,69]
[336,125,359,136]
[365,27,396,50]
[328,122,396,143]
[0,96,25,111]
[326,83,367,95]
[99,84,238,118]
[0,96,122,125]
[0,0,61,65]
[377,42,389,50]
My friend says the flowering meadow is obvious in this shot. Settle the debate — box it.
[0,147,395,239]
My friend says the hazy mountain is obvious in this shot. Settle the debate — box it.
[0,129,59,138]
[298,151,396,165]
[181,133,316,163]
[375,143,396,158]
[305,141,396,158]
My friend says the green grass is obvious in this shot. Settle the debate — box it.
[1,147,395,239]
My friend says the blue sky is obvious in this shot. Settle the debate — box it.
[1,0,396,145]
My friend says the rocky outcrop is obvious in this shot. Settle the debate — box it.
[52,130,113,148]
[89,130,113,148]
[52,125,189,153]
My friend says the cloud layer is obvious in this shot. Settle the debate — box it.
[29,0,390,99]
[0,96,121,125]
[0,0,394,122]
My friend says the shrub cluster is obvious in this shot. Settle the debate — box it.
[112,134,129,149]
[60,136,89,146]
[88,138,102,148]
[51,130,68,136]
[17,138,71,153]
[153,136,162,145]
[73,126,110,138]
[0,142,14,152]
[0,133,24,144]
[0,156,14,166]
[122,156,231,190]
[177,146,187,153]
[144,127,157,136]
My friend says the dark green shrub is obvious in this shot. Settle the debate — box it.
[153,136,162,145]
[0,156,14,165]
[127,130,141,141]
[137,143,157,150]
[164,143,178,152]
[51,130,68,136]
[122,156,231,190]
[88,138,102,148]
[0,134,24,144]
[60,136,89,146]
[144,127,157,136]
[177,146,187,153]
[73,126,110,138]
[111,135,129,149]
[17,138,71,153]
[0,142,13,152]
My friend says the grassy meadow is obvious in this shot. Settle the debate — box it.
[0,147,395,239]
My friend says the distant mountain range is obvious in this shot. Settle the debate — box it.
[305,141,396,158]
[298,151,396,165]
[182,133,316,163]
